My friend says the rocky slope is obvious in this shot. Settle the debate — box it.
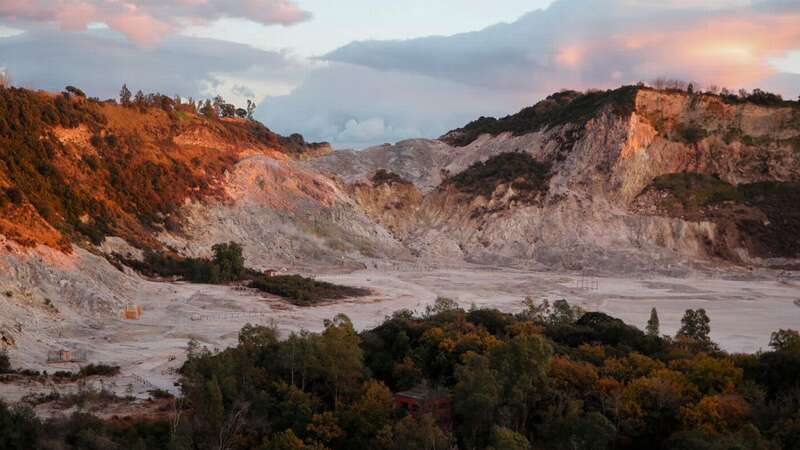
[310,87,800,270]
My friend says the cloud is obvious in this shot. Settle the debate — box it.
[0,28,308,102]
[324,0,800,95]
[259,63,524,149]
[3,0,798,150]
[0,0,310,45]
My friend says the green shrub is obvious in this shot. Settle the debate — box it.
[446,152,551,200]
[249,274,370,306]
[649,173,741,211]
[371,169,411,187]
[78,364,121,377]
[676,123,708,144]
[442,85,640,146]
[0,350,11,374]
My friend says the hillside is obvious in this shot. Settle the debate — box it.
[2,84,798,275]
[0,85,798,313]
[0,87,329,253]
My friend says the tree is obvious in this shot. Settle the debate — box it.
[201,99,216,118]
[313,314,363,409]
[647,308,660,337]
[677,309,711,343]
[119,84,132,106]
[454,354,500,448]
[389,414,454,450]
[265,429,306,450]
[490,334,551,433]
[520,296,549,324]
[236,108,248,119]
[490,426,530,450]
[212,95,227,115]
[65,86,86,98]
[134,90,146,107]
[424,296,461,317]
[769,329,800,353]
[211,242,245,282]
[549,299,583,325]
[247,100,257,120]
[0,402,40,450]
[220,103,236,118]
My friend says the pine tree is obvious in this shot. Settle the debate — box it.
[677,308,711,342]
[119,84,132,106]
[133,90,145,107]
[646,307,660,336]
[246,99,257,120]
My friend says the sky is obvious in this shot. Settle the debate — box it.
[1,0,799,149]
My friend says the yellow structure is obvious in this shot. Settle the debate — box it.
[121,304,143,320]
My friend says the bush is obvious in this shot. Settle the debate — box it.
[371,169,411,187]
[3,187,22,205]
[446,152,551,200]
[78,364,121,377]
[676,123,708,144]
[0,350,11,374]
[249,275,370,306]
[648,173,741,211]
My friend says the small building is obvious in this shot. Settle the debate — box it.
[121,304,143,320]
[394,384,452,429]
[47,349,88,364]
[263,269,278,277]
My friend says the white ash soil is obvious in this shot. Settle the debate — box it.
[2,263,798,408]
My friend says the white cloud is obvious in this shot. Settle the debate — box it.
[0,0,310,45]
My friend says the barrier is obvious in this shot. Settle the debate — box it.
[576,274,599,291]
[47,349,88,364]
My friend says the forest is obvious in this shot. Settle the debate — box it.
[1,297,799,450]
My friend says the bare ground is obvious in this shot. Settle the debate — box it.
[3,267,799,404]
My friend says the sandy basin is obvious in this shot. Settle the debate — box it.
[4,267,799,399]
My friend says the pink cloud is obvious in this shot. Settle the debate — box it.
[0,0,311,44]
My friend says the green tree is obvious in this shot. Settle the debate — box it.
[549,299,584,325]
[425,296,461,317]
[0,402,40,450]
[134,89,145,106]
[454,354,500,449]
[247,99,257,120]
[312,314,363,409]
[769,329,800,352]
[677,309,711,343]
[490,334,552,433]
[211,242,245,282]
[201,99,216,118]
[264,429,306,450]
[490,426,531,450]
[520,296,549,324]
[647,308,660,337]
[389,414,454,450]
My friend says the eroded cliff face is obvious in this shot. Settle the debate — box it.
[308,87,799,271]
